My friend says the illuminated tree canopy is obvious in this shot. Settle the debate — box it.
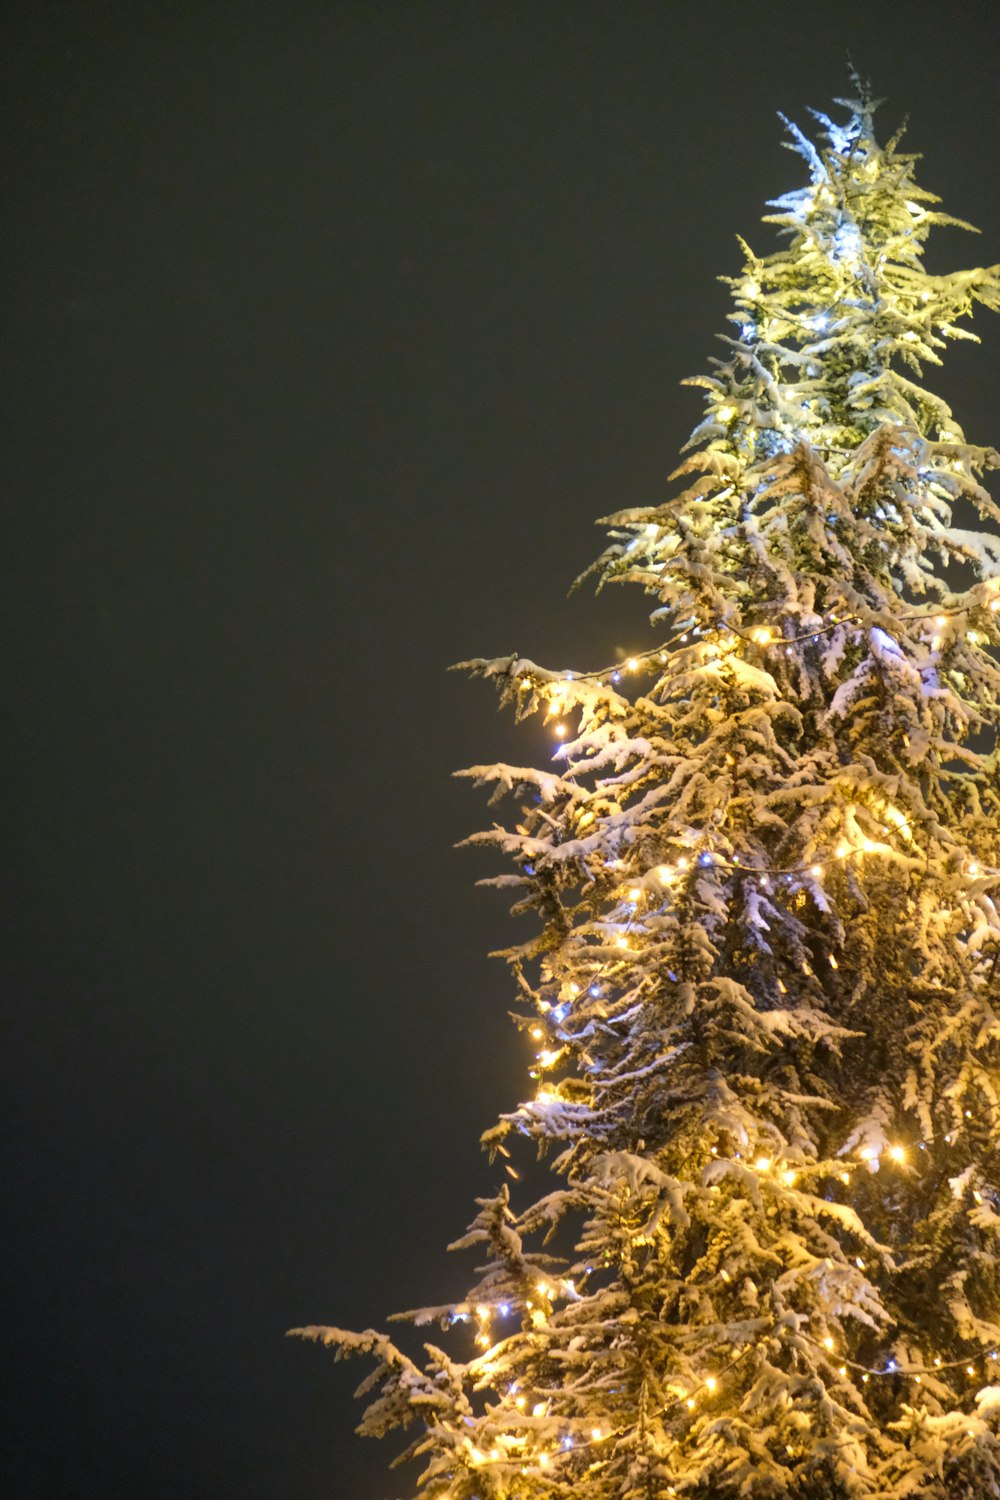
[295,79,1000,1499]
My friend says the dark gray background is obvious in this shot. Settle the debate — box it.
[5,3,999,1495]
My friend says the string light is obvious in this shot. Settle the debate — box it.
[513,586,998,722]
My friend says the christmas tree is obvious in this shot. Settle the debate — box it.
[295,81,1000,1498]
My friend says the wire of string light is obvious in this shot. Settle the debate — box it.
[517,586,1000,696]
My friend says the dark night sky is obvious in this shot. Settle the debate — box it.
[4,4,1000,1496]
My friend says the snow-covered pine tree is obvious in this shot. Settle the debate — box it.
[294,81,1000,1499]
